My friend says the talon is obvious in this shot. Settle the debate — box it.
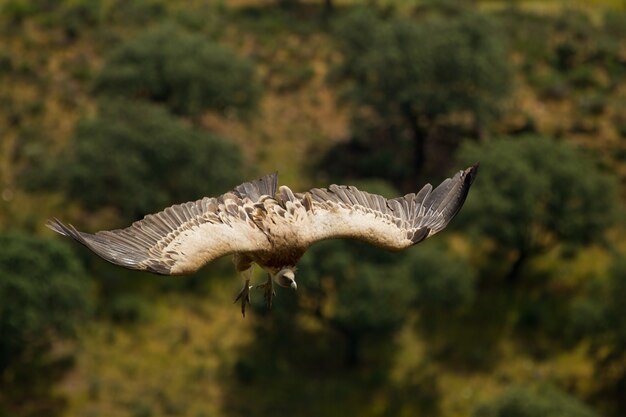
[235,280,252,317]
[257,274,275,310]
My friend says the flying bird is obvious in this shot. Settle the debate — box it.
[48,165,478,316]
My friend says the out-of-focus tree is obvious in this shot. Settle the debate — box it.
[457,136,617,282]
[502,6,625,101]
[326,7,511,187]
[283,239,414,368]
[402,241,489,369]
[95,24,261,117]
[24,99,242,221]
[473,385,598,417]
[407,242,475,311]
[0,232,91,417]
[271,0,334,14]
[592,255,626,416]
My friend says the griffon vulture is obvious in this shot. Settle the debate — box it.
[48,165,478,316]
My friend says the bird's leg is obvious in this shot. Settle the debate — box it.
[234,267,253,317]
[256,273,276,309]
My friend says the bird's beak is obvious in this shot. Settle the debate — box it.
[290,281,297,290]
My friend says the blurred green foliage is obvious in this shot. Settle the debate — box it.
[95,24,261,117]
[299,239,414,367]
[0,232,91,417]
[473,385,598,417]
[1,0,39,24]
[27,99,242,220]
[590,255,626,416]
[503,5,626,95]
[1,1,626,417]
[407,242,476,310]
[325,6,511,185]
[457,136,617,281]
[334,7,510,123]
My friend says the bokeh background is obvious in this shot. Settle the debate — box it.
[1,0,626,416]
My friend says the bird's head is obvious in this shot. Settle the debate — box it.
[274,267,297,290]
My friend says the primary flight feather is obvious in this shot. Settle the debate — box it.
[48,165,478,316]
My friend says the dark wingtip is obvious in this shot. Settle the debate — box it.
[440,163,479,226]
[465,162,479,185]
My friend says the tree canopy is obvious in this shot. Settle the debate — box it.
[0,232,91,417]
[95,24,261,117]
[591,255,626,416]
[52,99,242,220]
[473,385,598,417]
[326,7,512,185]
[457,135,617,281]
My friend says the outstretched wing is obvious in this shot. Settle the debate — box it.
[47,174,278,275]
[277,165,478,251]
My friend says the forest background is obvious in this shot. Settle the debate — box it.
[1,0,626,416]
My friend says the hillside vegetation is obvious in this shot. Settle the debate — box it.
[1,1,626,417]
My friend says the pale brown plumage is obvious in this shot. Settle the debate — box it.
[47,165,478,312]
